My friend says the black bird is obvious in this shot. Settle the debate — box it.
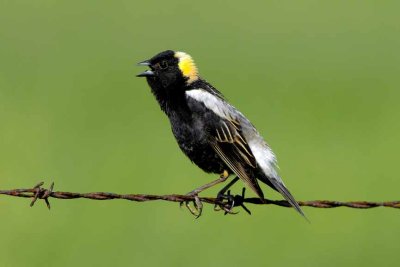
[137,50,305,218]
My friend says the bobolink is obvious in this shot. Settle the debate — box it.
[137,50,304,218]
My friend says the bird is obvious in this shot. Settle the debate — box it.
[137,50,305,218]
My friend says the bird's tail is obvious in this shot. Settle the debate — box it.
[258,174,308,220]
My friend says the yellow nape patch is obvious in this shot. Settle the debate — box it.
[175,51,199,84]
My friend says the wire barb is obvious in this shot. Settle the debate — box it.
[1,182,400,214]
[29,182,54,209]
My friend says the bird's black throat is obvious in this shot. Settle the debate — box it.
[146,76,191,118]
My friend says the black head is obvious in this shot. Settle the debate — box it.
[137,50,199,89]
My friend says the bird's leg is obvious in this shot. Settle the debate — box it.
[217,176,240,199]
[181,170,230,218]
[188,170,230,195]
[214,176,239,213]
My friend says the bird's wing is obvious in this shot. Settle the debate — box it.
[186,89,264,198]
[186,88,306,218]
[213,119,256,168]
[211,120,265,198]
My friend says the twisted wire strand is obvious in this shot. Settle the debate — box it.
[1,182,399,211]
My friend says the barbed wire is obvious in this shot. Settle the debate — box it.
[0,182,399,215]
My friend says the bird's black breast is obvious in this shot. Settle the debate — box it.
[167,97,226,174]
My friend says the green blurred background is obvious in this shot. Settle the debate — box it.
[1,0,399,266]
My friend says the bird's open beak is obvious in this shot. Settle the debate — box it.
[137,70,155,77]
[137,60,151,66]
[136,60,155,77]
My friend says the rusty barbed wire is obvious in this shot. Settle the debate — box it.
[0,182,399,213]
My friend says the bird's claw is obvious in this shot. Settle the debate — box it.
[180,192,203,218]
[214,188,252,215]
[214,190,237,214]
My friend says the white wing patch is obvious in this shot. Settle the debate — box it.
[186,89,283,183]
[185,89,236,121]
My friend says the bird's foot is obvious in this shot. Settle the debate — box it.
[214,188,252,215]
[214,189,238,215]
[179,191,203,218]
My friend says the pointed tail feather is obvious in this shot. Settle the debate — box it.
[264,177,308,220]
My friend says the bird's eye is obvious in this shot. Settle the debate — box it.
[160,60,168,69]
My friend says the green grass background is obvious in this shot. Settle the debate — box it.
[1,1,399,266]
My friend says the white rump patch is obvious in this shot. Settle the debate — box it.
[247,138,280,181]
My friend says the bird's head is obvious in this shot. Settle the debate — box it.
[137,50,199,89]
